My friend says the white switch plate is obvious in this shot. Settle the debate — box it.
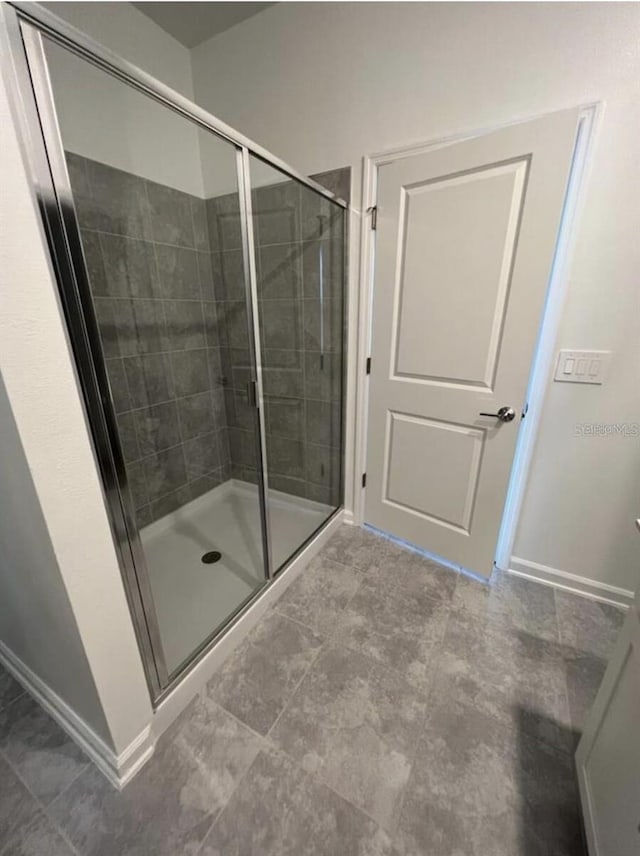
[554,349,611,384]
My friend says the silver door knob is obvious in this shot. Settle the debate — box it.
[479,406,516,422]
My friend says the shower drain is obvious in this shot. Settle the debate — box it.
[201,551,222,564]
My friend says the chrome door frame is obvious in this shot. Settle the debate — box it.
[2,1,347,703]
[236,149,274,578]
[2,11,168,696]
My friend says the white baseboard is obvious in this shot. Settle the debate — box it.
[0,641,154,790]
[0,500,345,788]
[509,557,634,608]
[152,508,344,740]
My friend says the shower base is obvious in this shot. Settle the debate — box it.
[140,479,332,677]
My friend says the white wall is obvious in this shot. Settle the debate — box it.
[191,1,640,596]
[41,1,205,195]
[0,373,110,742]
[43,2,193,94]
[0,9,153,755]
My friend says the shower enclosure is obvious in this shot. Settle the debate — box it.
[5,4,346,698]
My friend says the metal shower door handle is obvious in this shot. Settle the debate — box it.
[479,406,516,422]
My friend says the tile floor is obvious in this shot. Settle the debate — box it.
[0,524,626,855]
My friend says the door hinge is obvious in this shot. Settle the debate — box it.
[521,402,529,419]
[368,206,377,230]
[366,357,372,375]
[362,473,367,488]
[247,380,257,408]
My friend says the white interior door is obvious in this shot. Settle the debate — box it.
[365,109,580,578]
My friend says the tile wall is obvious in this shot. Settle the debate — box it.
[66,152,230,528]
[66,151,349,527]
[207,167,349,507]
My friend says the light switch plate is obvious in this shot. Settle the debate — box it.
[554,349,611,384]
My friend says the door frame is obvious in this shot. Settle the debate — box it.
[352,104,600,575]
[575,606,638,856]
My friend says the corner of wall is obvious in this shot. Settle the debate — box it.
[0,18,153,763]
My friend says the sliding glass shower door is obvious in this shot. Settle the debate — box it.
[13,9,346,699]
[248,157,346,572]
[37,36,270,683]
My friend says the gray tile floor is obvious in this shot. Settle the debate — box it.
[0,525,626,855]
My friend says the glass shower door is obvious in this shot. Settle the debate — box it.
[247,156,346,572]
[37,35,270,682]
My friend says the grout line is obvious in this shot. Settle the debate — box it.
[152,216,188,501]
[269,562,443,701]
[552,586,577,737]
[0,687,26,717]
[110,343,221,365]
[140,465,225,512]
[390,722,426,842]
[323,625,445,705]
[263,534,457,692]
[197,699,270,761]
[81,224,204,254]
[190,708,267,855]
[80,155,93,200]
[264,642,327,744]
[129,436,212,467]
[301,291,310,497]
[432,602,580,757]
[344,564,457,614]
[257,662,412,838]
[134,458,226,514]
[261,731,392,837]
[110,381,225,419]
[192,651,346,855]
[192,767,247,854]
[42,760,91,813]
[95,294,215,304]
[553,587,566,649]
[0,744,85,856]
[269,607,328,640]
[186,193,200,277]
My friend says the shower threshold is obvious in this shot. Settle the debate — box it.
[140,479,332,676]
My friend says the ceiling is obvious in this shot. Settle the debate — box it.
[132,2,275,48]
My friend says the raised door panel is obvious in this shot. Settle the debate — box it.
[385,412,483,533]
[394,160,528,390]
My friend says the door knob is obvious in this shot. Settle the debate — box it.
[479,406,516,422]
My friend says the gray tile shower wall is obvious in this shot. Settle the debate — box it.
[66,152,231,528]
[308,167,351,206]
[66,150,348,527]
[207,168,349,507]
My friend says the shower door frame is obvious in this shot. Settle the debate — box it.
[3,0,348,703]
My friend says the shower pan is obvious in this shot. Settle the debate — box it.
[5,3,347,700]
